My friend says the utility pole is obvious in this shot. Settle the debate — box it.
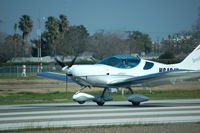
[37,17,45,72]
[176,33,179,55]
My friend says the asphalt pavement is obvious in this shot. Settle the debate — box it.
[0,99,200,131]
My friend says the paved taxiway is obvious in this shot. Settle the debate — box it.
[0,99,200,130]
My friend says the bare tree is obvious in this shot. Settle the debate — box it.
[0,34,22,62]
[88,32,128,59]
[192,7,200,46]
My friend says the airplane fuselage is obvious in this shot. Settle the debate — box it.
[68,58,182,88]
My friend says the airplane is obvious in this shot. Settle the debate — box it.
[38,44,200,106]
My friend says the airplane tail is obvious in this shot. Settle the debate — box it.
[177,44,200,70]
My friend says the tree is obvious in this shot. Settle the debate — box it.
[161,32,195,56]
[31,38,50,57]
[61,25,89,56]
[18,15,33,41]
[18,15,33,57]
[159,51,175,59]
[0,20,6,43]
[42,16,59,55]
[192,7,200,45]
[0,34,22,62]
[14,23,18,34]
[58,14,69,34]
[0,19,2,30]
[88,32,128,59]
[57,15,69,57]
[128,31,152,54]
[42,15,70,56]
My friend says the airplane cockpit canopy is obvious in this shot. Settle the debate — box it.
[96,55,141,69]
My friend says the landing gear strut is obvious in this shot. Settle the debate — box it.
[97,88,106,106]
[127,87,134,94]
[93,88,112,106]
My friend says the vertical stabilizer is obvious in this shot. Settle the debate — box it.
[177,44,200,70]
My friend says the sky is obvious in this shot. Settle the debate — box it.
[0,0,200,41]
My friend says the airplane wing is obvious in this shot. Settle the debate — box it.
[37,72,86,86]
[37,72,72,81]
[108,70,200,87]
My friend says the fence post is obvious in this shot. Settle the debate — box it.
[16,66,18,78]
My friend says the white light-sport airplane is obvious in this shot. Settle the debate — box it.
[38,44,200,106]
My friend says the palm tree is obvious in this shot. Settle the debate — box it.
[13,23,18,34]
[43,15,69,56]
[18,15,33,42]
[44,16,59,55]
[0,20,2,30]
[59,14,69,34]
[18,15,33,56]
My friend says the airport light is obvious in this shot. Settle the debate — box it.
[37,17,45,72]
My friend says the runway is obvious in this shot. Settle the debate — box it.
[0,99,200,130]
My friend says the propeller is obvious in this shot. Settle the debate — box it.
[68,55,78,68]
[54,57,65,68]
[54,56,78,97]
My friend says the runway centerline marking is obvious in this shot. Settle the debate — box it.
[1,106,200,116]
[1,110,200,121]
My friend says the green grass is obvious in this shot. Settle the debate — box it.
[0,91,74,105]
[0,90,200,105]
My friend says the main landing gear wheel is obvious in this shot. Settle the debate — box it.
[96,88,107,106]
[127,87,149,107]
[78,101,85,104]
[132,102,140,106]
[97,101,105,106]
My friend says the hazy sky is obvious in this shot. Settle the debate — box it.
[0,0,200,41]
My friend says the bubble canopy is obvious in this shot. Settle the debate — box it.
[96,55,141,69]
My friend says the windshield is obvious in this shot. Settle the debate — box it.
[96,55,141,69]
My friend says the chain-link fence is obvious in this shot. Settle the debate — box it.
[0,65,60,78]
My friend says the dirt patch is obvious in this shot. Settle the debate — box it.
[150,82,200,91]
[3,123,200,133]
[0,78,200,96]
[0,78,64,85]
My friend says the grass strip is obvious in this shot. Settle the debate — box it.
[0,89,200,105]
